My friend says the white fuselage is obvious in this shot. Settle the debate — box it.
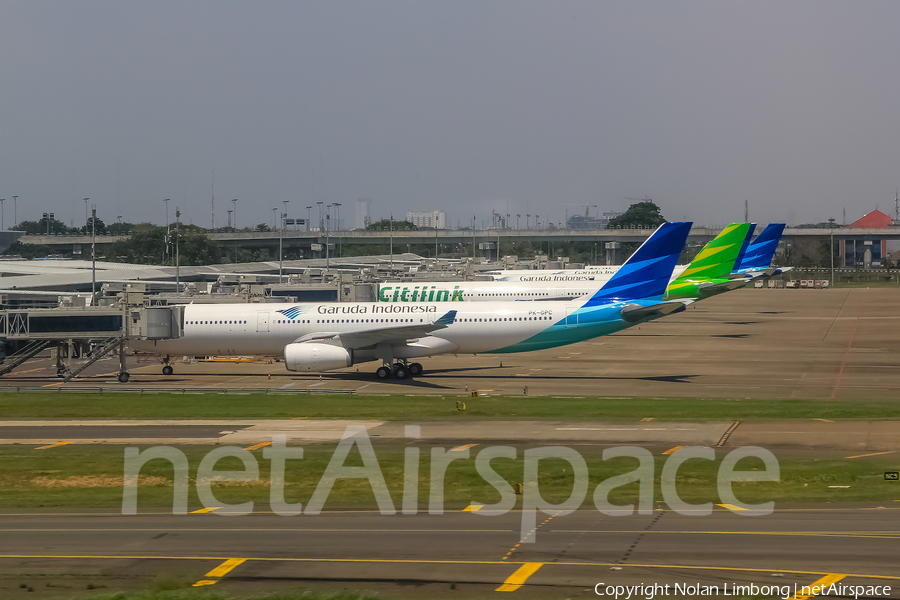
[377,265,689,303]
[129,298,598,362]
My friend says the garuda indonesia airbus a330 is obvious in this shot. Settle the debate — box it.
[131,222,693,379]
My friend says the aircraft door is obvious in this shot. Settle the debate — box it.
[565,308,578,328]
[257,312,270,332]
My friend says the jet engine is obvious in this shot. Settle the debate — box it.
[284,343,352,372]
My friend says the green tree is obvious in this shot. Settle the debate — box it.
[16,216,73,235]
[607,202,666,229]
[2,241,53,259]
[107,221,133,236]
[80,216,108,235]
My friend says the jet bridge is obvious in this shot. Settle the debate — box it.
[0,301,184,383]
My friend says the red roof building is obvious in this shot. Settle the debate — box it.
[848,209,893,229]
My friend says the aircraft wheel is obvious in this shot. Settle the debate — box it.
[117,372,130,383]
[376,366,392,379]
[162,365,174,376]
[408,363,423,377]
[394,365,409,379]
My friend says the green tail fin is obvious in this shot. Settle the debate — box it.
[665,222,752,300]
[673,222,753,282]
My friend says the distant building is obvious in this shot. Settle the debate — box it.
[406,210,446,229]
[355,198,372,230]
[566,210,624,230]
[842,209,893,268]
[848,209,892,229]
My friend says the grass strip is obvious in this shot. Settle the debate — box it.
[1,444,897,509]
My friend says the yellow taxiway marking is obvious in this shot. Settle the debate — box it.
[451,443,478,452]
[244,442,271,451]
[192,557,246,587]
[35,441,72,450]
[716,504,747,511]
[462,504,484,512]
[496,562,543,592]
[662,446,684,455]
[641,418,654,422]
[190,507,222,514]
[0,555,897,581]
[813,418,834,422]
[845,451,895,459]
[789,573,846,600]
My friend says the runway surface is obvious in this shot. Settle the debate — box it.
[3,288,900,400]
[1,509,898,597]
[3,419,900,452]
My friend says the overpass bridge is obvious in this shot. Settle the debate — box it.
[18,225,890,259]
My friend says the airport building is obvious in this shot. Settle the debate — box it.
[406,210,446,229]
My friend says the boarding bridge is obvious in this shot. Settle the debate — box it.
[0,301,184,383]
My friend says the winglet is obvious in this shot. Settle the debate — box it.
[584,222,692,306]
[737,223,785,271]
[434,310,457,327]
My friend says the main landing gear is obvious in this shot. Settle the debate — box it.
[161,355,174,376]
[376,362,424,379]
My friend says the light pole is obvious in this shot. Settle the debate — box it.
[271,208,277,230]
[333,202,341,231]
[526,213,531,229]
[390,214,394,268]
[472,214,476,259]
[325,208,331,269]
[232,199,237,230]
[91,206,96,303]
[84,198,90,231]
[516,214,520,229]
[279,210,287,283]
[164,198,171,263]
[282,200,289,231]
[175,207,181,291]
[0,199,4,230]
[830,217,835,287]
[12,196,18,229]
[306,206,312,231]
[316,201,324,230]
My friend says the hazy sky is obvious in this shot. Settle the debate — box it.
[2,1,899,230]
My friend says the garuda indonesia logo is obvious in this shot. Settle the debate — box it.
[276,306,308,320]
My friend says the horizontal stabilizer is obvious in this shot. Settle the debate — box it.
[697,279,749,296]
[620,300,692,323]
